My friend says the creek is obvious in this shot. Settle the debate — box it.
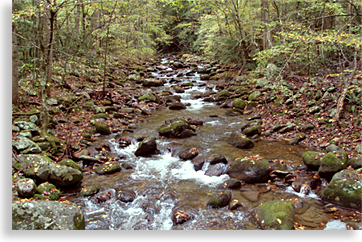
[68,56,337,230]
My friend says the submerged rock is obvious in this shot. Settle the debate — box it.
[207,190,232,208]
[12,201,85,230]
[321,169,362,211]
[227,157,272,183]
[253,200,295,230]
[117,189,137,203]
[95,162,122,175]
[227,132,254,149]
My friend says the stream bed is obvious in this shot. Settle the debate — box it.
[68,56,354,230]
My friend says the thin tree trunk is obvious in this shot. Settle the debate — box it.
[12,22,19,106]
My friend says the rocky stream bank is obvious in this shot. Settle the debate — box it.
[12,54,362,230]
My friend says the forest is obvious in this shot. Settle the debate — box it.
[12,0,362,231]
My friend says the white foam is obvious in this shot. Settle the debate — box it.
[324,220,347,230]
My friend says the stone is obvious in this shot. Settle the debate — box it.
[347,156,362,169]
[289,133,306,145]
[242,125,262,136]
[80,185,101,196]
[95,162,122,175]
[117,189,137,203]
[253,200,295,230]
[227,132,254,149]
[15,178,37,198]
[12,201,85,230]
[248,90,261,101]
[34,182,60,200]
[143,78,164,87]
[207,190,232,208]
[321,169,362,210]
[208,155,228,165]
[179,148,198,160]
[205,163,227,177]
[232,98,246,110]
[169,100,186,110]
[13,154,83,186]
[12,135,42,154]
[138,93,157,102]
[318,151,349,178]
[134,136,157,156]
[227,157,272,183]
[302,151,325,170]
[308,105,321,114]
[224,179,242,189]
[94,122,111,135]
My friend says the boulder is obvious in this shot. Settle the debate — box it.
[227,157,272,183]
[320,169,362,210]
[158,119,196,138]
[138,93,157,103]
[178,148,199,160]
[289,133,306,145]
[13,154,83,186]
[134,136,157,156]
[347,156,362,169]
[208,155,228,165]
[232,98,246,110]
[302,151,325,170]
[143,78,164,87]
[80,185,101,196]
[15,178,37,198]
[169,100,186,110]
[253,200,295,230]
[95,162,122,175]
[227,132,254,149]
[248,90,261,101]
[318,151,349,178]
[34,182,61,200]
[205,163,227,177]
[12,201,85,230]
[242,125,262,136]
[224,179,242,189]
[207,190,232,208]
[94,121,111,135]
[117,189,137,203]
[12,135,42,154]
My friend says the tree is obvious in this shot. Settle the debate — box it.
[12,21,19,107]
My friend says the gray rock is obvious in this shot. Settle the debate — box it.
[12,201,85,230]
[135,136,157,156]
[227,157,271,183]
[13,154,83,186]
[15,178,37,198]
[227,133,254,149]
[13,120,41,133]
[12,135,41,154]
[321,169,362,211]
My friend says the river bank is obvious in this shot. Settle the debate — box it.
[12,54,362,230]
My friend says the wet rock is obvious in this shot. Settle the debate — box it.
[229,199,243,210]
[91,190,115,204]
[171,206,195,225]
[191,156,205,171]
[227,157,272,183]
[302,151,325,170]
[242,125,262,136]
[165,95,181,103]
[186,117,204,126]
[289,133,306,145]
[34,182,60,200]
[200,74,210,80]
[254,200,295,230]
[12,201,85,230]
[169,100,186,110]
[240,189,260,202]
[58,158,82,171]
[318,150,348,178]
[140,200,162,214]
[172,86,185,93]
[207,190,232,208]
[13,154,83,186]
[15,178,37,198]
[205,163,227,177]
[95,162,122,175]
[208,155,228,165]
[117,189,137,203]
[224,178,242,189]
[80,185,101,196]
[158,119,196,138]
[320,168,362,211]
[227,132,254,149]
[178,148,198,160]
[135,136,157,156]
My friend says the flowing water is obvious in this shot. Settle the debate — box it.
[68,56,341,230]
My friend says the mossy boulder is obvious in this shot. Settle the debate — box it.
[93,121,111,135]
[15,178,37,198]
[95,162,122,175]
[138,93,157,102]
[169,100,186,110]
[12,201,85,230]
[320,169,362,210]
[158,119,195,138]
[318,151,349,178]
[347,156,362,169]
[242,125,262,136]
[289,133,306,145]
[248,90,261,101]
[80,185,101,196]
[227,132,254,149]
[232,98,246,110]
[58,158,82,172]
[254,200,296,230]
[13,154,83,186]
[12,135,42,154]
[227,157,272,183]
[302,151,325,170]
[207,190,232,208]
[34,182,60,200]
[224,178,242,189]
[217,90,230,101]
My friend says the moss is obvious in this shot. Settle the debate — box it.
[35,182,60,200]
[58,158,82,172]
[232,98,246,109]
[242,125,262,136]
[80,185,101,196]
[207,190,232,208]
[254,200,295,230]
[94,122,111,135]
[318,151,348,177]
[227,158,271,183]
[95,162,122,175]
[138,93,156,102]
[302,151,324,170]
[227,133,254,149]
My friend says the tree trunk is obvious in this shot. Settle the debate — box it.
[261,0,271,50]
[12,22,19,107]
